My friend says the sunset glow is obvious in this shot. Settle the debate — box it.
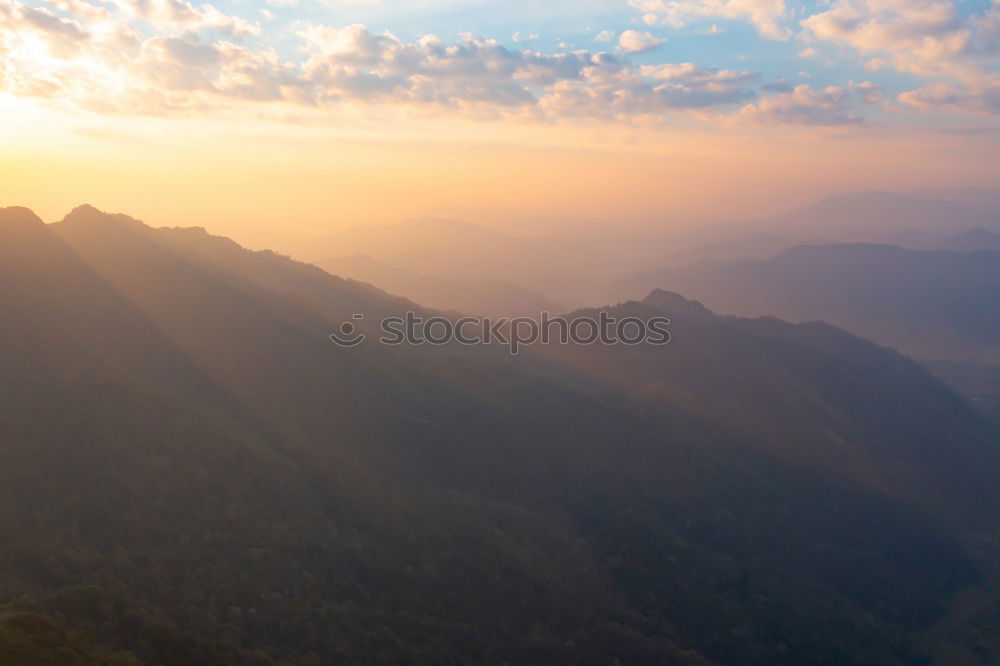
[2,0,998,242]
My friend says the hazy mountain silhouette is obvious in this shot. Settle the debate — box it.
[319,253,563,317]
[640,189,1000,273]
[759,190,1000,244]
[287,217,631,308]
[291,217,515,264]
[2,205,999,666]
[618,243,1000,364]
[940,228,1000,252]
[541,290,999,506]
[284,190,1000,315]
[913,186,1000,211]
[926,360,1000,429]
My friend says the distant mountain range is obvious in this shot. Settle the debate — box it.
[615,242,1000,364]
[2,204,998,665]
[760,189,1000,244]
[294,216,619,308]
[940,227,1000,252]
[318,253,563,317]
[541,289,1000,505]
[653,189,1000,266]
[612,237,1000,430]
[288,189,1000,317]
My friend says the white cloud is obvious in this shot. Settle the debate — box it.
[594,29,615,42]
[0,0,900,128]
[898,78,1000,115]
[0,3,759,123]
[729,81,883,126]
[618,29,667,53]
[541,61,756,121]
[112,0,260,38]
[629,0,791,41]
[802,0,973,77]
[802,0,1000,115]
[292,25,752,120]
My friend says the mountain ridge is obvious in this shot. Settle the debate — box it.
[2,204,999,665]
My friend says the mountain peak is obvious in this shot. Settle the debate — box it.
[0,206,45,232]
[953,226,999,240]
[59,204,148,232]
[942,226,1000,252]
[68,203,102,216]
[642,289,715,322]
[644,289,709,310]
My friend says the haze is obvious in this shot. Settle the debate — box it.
[2,1,1000,665]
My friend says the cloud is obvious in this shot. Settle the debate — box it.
[801,0,975,77]
[801,0,1000,116]
[297,26,712,116]
[594,30,616,43]
[17,5,88,42]
[134,34,303,103]
[112,0,260,38]
[0,0,268,113]
[618,30,667,53]
[512,32,539,43]
[541,61,756,121]
[729,82,883,126]
[299,29,535,108]
[898,78,1000,114]
[2,0,893,128]
[630,0,791,41]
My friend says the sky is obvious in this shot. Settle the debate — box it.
[1,0,998,245]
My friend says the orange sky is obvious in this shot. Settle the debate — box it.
[3,109,997,248]
[3,0,999,247]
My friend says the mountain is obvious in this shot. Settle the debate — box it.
[912,187,1000,212]
[540,290,1000,509]
[2,205,999,666]
[661,230,813,264]
[626,189,1000,276]
[758,191,1000,245]
[940,228,1000,253]
[286,217,619,308]
[290,217,516,265]
[318,253,563,317]
[617,243,1000,364]
[284,190,1000,312]
[0,613,139,666]
[926,360,1000,429]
